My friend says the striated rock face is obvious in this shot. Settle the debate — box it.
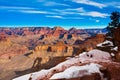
[30,41,73,63]
[51,46,67,53]
[0,27,106,53]
[67,46,73,53]
[0,43,28,60]
[33,41,68,53]
[0,27,106,37]
[34,45,49,52]
[0,33,29,60]
[0,28,105,61]
[30,34,105,63]
[40,27,66,40]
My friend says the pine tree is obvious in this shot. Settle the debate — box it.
[107,11,120,37]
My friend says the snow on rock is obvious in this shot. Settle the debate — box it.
[111,47,118,51]
[50,63,102,79]
[87,49,111,60]
[30,69,50,80]
[13,74,31,80]
[13,70,51,80]
[111,53,115,56]
[13,49,111,80]
[97,40,113,47]
[79,49,111,62]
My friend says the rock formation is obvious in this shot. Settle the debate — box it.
[0,33,28,60]
[73,34,105,55]
[29,41,73,63]
[113,24,120,61]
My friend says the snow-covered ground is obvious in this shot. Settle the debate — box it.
[13,74,31,80]
[79,49,111,62]
[13,48,111,80]
[50,63,102,79]
[97,40,113,47]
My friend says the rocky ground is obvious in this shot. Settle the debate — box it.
[13,40,120,80]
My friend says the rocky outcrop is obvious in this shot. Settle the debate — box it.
[97,25,120,62]
[34,44,49,52]
[73,34,105,55]
[113,25,120,44]
[13,49,120,80]
[30,34,105,62]
[29,41,73,63]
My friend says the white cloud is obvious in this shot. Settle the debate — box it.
[72,0,106,9]
[66,17,84,19]
[0,6,35,10]
[19,10,49,14]
[80,11,109,18]
[98,1,120,9]
[53,7,85,15]
[65,7,85,12]
[46,15,64,19]
[53,9,76,15]
[43,1,70,7]
[46,13,85,19]
[105,2,120,8]
[53,8,109,18]
[0,6,57,15]
[37,0,70,7]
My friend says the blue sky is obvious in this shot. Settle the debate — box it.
[0,0,120,29]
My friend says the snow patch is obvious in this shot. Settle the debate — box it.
[111,53,115,56]
[79,49,111,62]
[97,40,113,47]
[50,63,102,79]
[13,74,31,80]
[111,47,118,51]
[31,69,50,80]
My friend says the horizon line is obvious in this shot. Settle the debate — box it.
[0,25,107,29]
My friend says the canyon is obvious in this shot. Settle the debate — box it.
[0,26,107,80]
[0,27,106,60]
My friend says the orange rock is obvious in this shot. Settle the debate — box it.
[67,45,73,53]
[53,26,64,31]
[32,41,73,63]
